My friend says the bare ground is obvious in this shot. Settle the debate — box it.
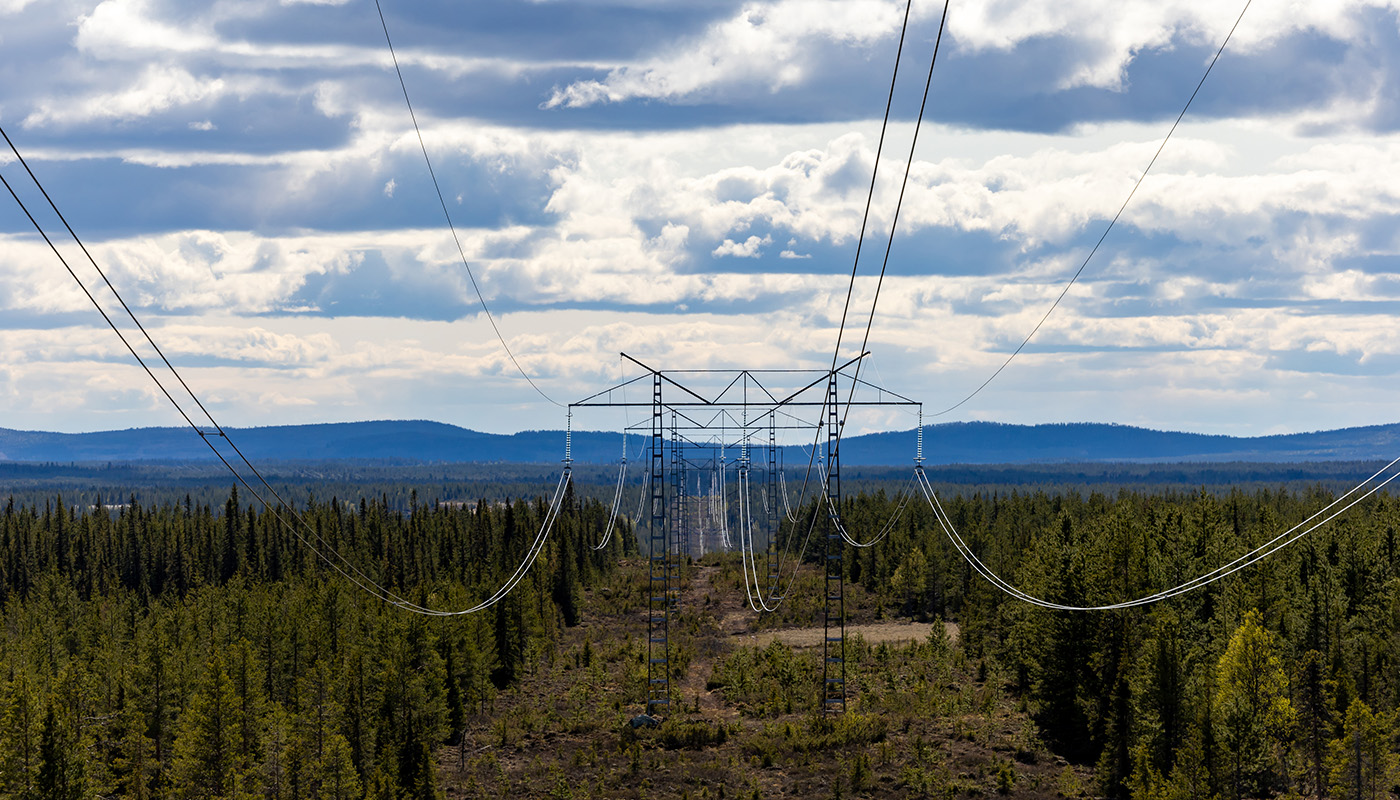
[752,620,959,649]
[438,558,1086,800]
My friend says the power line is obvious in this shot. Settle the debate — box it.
[914,457,1400,610]
[733,461,824,613]
[787,0,934,522]
[592,457,627,551]
[837,0,949,445]
[373,0,563,408]
[929,0,1254,418]
[821,461,915,548]
[827,0,915,375]
[1,125,451,613]
[0,126,569,617]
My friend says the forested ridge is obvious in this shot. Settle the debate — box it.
[0,486,631,799]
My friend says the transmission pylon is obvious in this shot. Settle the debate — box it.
[571,352,917,717]
[766,413,780,603]
[670,410,688,592]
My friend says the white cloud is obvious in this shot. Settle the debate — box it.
[545,0,906,108]
[539,0,1400,111]
[713,234,772,258]
[949,0,1400,91]
[10,0,1400,435]
[70,0,604,81]
[75,0,220,57]
[24,65,227,127]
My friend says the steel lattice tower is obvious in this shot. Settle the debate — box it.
[670,410,687,598]
[571,353,916,717]
[766,414,780,603]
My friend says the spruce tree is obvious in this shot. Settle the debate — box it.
[35,702,84,800]
[170,655,240,799]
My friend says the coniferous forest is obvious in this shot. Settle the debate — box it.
[1,477,1399,799]
[836,485,1400,800]
[0,485,630,800]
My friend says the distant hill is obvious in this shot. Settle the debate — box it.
[844,421,1400,464]
[2,419,1399,465]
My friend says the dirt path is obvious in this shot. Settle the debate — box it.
[751,620,959,649]
[672,563,746,718]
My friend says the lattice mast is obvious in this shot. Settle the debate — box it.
[766,413,780,603]
[571,352,917,717]
[670,410,688,582]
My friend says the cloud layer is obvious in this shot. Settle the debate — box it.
[3,0,1400,440]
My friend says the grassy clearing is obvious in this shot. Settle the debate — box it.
[438,557,1082,799]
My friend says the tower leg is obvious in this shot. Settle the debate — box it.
[822,371,846,714]
[766,414,780,603]
[646,372,670,716]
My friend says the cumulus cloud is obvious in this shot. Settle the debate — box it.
[713,234,772,257]
[540,0,1400,113]
[24,65,227,127]
[545,0,905,108]
[7,0,1400,435]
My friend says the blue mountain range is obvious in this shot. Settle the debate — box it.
[2,419,1398,465]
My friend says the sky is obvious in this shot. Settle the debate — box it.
[3,0,1400,443]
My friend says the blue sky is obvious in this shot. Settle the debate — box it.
[3,0,1400,442]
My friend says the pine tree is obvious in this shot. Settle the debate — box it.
[1141,616,1184,775]
[316,734,362,800]
[258,704,291,800]
[443,643,465,745]
[1327,699,1399,800]
[1214,609,1294,800]
[110,695,155,800]
[552,530,581,627]
[1033,533,1096,764]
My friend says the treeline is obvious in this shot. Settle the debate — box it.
[0,461,628,513]
[0,484,632,800]
[830,485,1400,799]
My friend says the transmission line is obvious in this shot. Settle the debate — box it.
[929,0,1254,418]
[914,457,1400,610]
[820,462,915,548]
[785,0,939,521]
[828,0,914,375]
[373,0,563,408]
[837,0,949,439]
[733,462,825,613]
[769,0,917,525]
[592,440,628,551]
[0,126,569,617]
